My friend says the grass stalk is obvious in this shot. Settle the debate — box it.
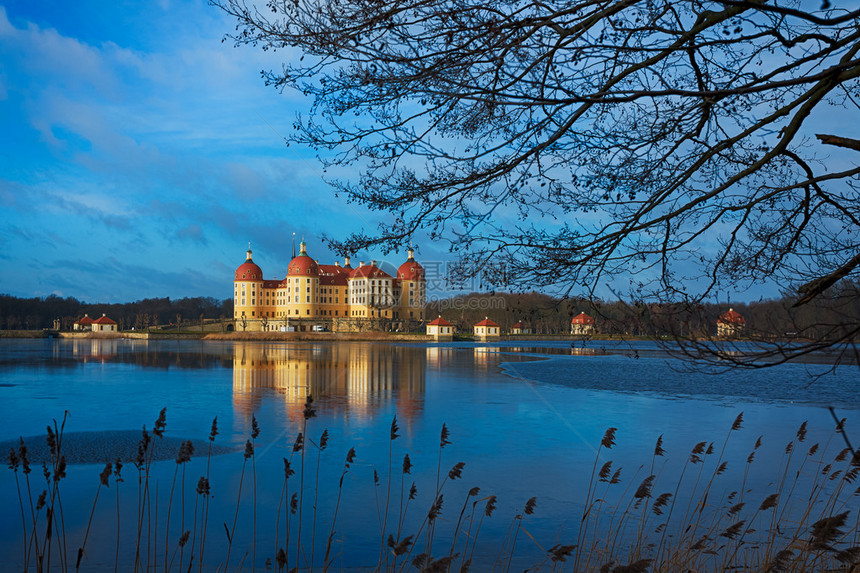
[251,416,259,573]
[224,440,251,570]
[378,416,398,569]
[198,416,218,572]
[75,463,111,571]
[574,427,616,570]
[310,428,328,571]
[323,447,355,572]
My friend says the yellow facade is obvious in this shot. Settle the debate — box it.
[474,318,501,341]
[426,316,454,341]
[233,242,426,332]
[396,278,426,321]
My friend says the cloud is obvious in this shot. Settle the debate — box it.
[0,3,399,302]
[0,224,73,249]
[0,10,119,98]
[47,255,226,303]
[175,224,208,245]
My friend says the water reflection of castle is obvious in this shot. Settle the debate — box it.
[70,338,121,363]
[232,343,426,424]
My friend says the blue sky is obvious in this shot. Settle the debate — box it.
[2,2,852,305]
[0,0,433,302]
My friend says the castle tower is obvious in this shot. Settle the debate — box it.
[234,245,264,330]
[396,248,426,321]
[286,239,321,320]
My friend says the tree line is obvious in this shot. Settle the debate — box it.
[427,280,860,341]
[3,281,857,350]
[0,294,233,331]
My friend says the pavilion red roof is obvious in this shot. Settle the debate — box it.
[571,312,595,325]
[717,308,746,325]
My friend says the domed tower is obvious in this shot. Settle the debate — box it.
[286,240,321,319]
[396,248,426,321]
[234,245,264,329]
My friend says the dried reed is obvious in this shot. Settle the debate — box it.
[7,408,860,572]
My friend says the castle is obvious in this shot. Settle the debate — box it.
[233,241,426,332]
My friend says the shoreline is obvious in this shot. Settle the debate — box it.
[2,330,660,342]
[2,330,824,345]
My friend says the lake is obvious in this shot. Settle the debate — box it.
[1,338,858,571]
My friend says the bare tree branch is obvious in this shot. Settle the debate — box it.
[215,0,860,366]
[816,133,860,152]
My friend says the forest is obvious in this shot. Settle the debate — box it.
[2,279,858,344]
[427,281,860,340]
[0,294,233,332]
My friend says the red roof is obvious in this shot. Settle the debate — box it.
[93,315,116,325]
[571,312,595,325]
[718,308,746,325]
[235,260,263,281]
[77,315,94,325]
[475,318,499,327]
[428,316,453,326]
[349,264,392,280]
[287,254,320,277]
[397,258,424,280]
[511,321,524,329]
[318,264,350,286]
